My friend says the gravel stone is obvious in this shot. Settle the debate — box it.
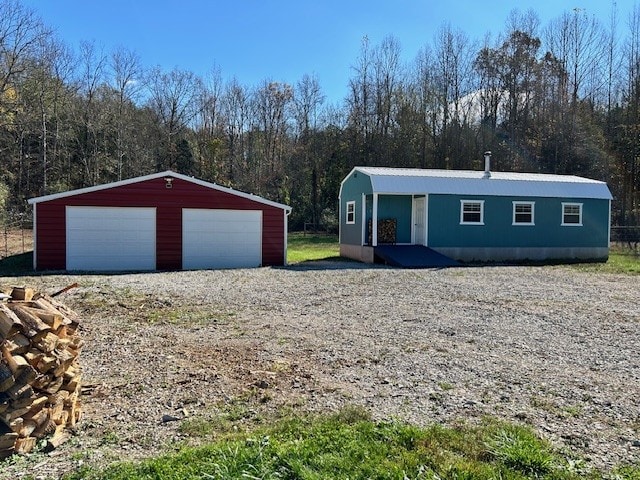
[1,262,638,477]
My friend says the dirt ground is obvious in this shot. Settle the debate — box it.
[0,229,32,259]
[0,240,638,479]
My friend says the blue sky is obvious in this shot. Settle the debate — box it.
[22,0,626,103]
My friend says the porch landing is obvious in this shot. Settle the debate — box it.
[373,245,459,268]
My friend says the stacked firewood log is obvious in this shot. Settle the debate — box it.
[367,218,398,245]
[0,286,82,457]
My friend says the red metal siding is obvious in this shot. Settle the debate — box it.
[35,203,66,270]
[35,177,286,270]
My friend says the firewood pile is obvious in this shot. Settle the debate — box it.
[367,218,397,244]
[0,286,82,457]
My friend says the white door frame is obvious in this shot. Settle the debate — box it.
[412,195,428,246]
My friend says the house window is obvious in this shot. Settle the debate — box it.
[346,201,356,224]
[460,200,484,225]
[513,201,534,225]
[562,202,583,226]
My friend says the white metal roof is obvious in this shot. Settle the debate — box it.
[27,170,292,211]
[353,167,612,200]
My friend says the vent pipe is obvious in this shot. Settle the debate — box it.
[483,151,492,178]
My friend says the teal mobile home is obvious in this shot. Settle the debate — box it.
[339,158,612,265]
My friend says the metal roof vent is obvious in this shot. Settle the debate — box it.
[483,151,492,179]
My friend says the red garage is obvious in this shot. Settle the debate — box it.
[28,171,291,271]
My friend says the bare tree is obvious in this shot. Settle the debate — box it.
[0,0,49,113]
[545,9,607,107]
[252,80,293,196]
[109,46,142,180]
[23,36,76,195]
[347,36,374,165]
[614,4,640,224]
[0,0,50,206]
[373,36,402,140]
[146,66,202,172]
[73,41,107,185]
[432,23,475,168]
[411,45,438,167]
[192,64,225,180]
[294,73,325,225]
[221,77,250,185]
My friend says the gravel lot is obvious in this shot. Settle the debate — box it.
[1,262,639,478]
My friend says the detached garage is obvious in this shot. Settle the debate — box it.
[28,171,291,271]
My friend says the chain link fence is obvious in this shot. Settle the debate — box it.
[1,212,33,259]
[610,226,640,252]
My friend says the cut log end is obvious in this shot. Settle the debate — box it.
[0,285,82,455]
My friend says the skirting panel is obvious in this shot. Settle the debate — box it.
[432,246,609,263]
[340,244,374,263]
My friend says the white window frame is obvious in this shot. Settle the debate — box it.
[561,202,583,226]
[460,200,484,225]
[512,201,535,226]
[346,201,356,225]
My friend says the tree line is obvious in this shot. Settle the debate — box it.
[1,0,639,229]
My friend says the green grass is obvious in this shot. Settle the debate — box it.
[570,248,640,275]
[287,233,340,264]
[62,408,640,480]
[0,252,33,276]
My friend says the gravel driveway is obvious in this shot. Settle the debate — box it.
[2,262,639,478]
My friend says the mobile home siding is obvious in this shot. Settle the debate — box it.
[338,166,612,264]
[427,195,610,248]
[339,170,372,245]
[33,176,287,270]
[365,195,413,244]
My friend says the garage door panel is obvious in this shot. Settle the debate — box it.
[182,209,262,269]
[66,206,156,271]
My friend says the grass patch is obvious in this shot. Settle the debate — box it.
[62,409,638,480]
[0,252,33,276]
[287,233,340,264]
[570,249,640,275]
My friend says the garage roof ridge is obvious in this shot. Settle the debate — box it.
[27,170,292,211]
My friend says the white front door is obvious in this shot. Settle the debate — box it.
[413,197,426,245]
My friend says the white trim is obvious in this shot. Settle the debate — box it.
[460,200,485,225]
[412,196,427,245]
[284,209,290,266]
[512,201,535,226]
[32,205,37,270]
[372,193,379,246]
[607,199,611,247]
[28,170,291,212]
[424,194,429,246]
[338,193,342,243]
[410,196,415,243]
[345,201,356,224]
[361,194,366,246]
[561,202,583,226]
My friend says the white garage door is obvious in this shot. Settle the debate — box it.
[66,206,156,271]
[182,209,262,269]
